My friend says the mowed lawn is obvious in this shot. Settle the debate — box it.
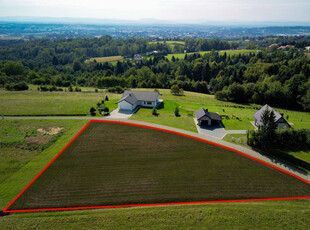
[0,90,120,115]
[130,89,310,131]
[7,121,310,211]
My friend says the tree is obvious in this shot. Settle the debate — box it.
[2,61,23,76]
[73,61,82,72]
[248,108,277,150]
[174,106,180,117]
[90,107,96,116]
[152,107,158,116]
[171,85,182,95]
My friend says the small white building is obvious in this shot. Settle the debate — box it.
[134,54,142,61]
[305,46,310,51]
[117,90,161,112]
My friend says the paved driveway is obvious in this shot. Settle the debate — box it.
[194,118,246,139]
[108,108,137,119]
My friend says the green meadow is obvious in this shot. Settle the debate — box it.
[0,90,119,116]
[0,119,89,210]
[131,89,310,132]
[165,49,259,60]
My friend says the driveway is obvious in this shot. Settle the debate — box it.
[108,108,137,119]
[194,118,247,139]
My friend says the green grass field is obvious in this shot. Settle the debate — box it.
[149,41,185,45]
[0,119,89,210]
[165,49,259,60]
[1,200,310,229]
[85,56,123,64]
[1,88,309,131]
[130,89,310,131]
[0,90,120,115]
[7,121,310,211]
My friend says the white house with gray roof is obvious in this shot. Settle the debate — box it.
[253,104,290,129]
[116,90,161,111]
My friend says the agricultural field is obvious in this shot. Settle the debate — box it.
[165,49,259,60]
[0,119,89,210]
[85,56,123,64]
[6,121,310,211]
[0,90,119,116]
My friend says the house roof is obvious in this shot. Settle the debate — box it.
[253,104,285,126]
[195,108,222,121]
[117,90,159,105]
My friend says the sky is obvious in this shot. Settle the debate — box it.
[0,0,309,23]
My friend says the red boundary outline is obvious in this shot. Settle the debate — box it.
[3,120,310,213]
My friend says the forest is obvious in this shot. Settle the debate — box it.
[0,36,309,112]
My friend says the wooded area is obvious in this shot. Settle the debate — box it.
[0,36,309,111]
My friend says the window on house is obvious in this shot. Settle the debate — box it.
[147,102,152,105]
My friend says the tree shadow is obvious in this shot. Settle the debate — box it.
[157,102,164,109]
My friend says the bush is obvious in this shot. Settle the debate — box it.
[39,85,63,92]
[5,82,28,91]
[171,85,183,96]
[174,106,180,117]
[275,129,310,150]
[108,86,125,94]
[152,107,158,116]
[74,87,81,92]
[90,107,96,116]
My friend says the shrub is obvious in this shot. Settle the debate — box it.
[74,87,81,92]
[5,82,28,91]
[108,86,124,94]
[171,85,183,95]
[90,107,96,116]
[174,106,180,117]
[152,107,158,116]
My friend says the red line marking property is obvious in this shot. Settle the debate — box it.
[3,120,310,213]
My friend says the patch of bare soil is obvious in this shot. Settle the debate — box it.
[25,127,63,145]
[37,127,64,135]
[25,136,50,145]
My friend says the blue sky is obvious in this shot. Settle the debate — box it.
[0,0,309,22]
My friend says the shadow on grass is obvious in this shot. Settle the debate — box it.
[157,102,164,110]
[254,147,310,175]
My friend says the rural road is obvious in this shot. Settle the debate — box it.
[2,115,310,182]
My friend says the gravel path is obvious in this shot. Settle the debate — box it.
[2,115,310,182]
